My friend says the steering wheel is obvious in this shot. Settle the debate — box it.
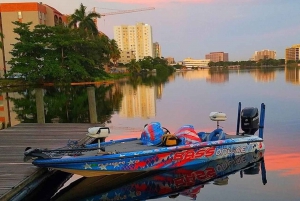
[162,127,171,134]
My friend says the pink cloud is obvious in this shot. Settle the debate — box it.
[100,0,259,5]
[95,0,265,7]
[98,0,214,7]
[101,0,212,3]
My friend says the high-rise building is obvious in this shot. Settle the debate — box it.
[0,2,67,77]
[153,42,161,58]
[285,44,300,63]
[253,50,276,61]
[114,23,154,64]
[205,52,229,62]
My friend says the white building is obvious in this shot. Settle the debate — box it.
[183,57,210,68]
[114,23,154,63]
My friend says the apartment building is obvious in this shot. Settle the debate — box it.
[114,23,154,64]
[153,42,161,58]
[0,2,67,77]
[285,44,300,63]
[253,49,276,61]
[205,52,229,62]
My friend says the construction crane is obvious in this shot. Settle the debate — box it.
[99,7,155,17]
[92,7,155,28]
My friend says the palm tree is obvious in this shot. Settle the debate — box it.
[127,59,141,74]
[68,3,100,37]
[109,39,120,66]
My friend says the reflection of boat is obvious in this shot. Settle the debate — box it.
[52,151,265,201]
[24,102,266,177]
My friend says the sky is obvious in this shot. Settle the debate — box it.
[3,0,300,61]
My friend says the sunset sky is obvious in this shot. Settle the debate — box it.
[3,0,300,61]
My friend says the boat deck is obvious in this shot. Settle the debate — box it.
[101,133,251,153]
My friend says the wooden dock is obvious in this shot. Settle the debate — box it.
[0,123,100,201]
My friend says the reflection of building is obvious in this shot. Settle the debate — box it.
[119,84,157,119]
[0,92,21,128]
[183,58,210,68]
[179,70,210,80]
[251,69,276,82]
[285,67,300,85]
[156,84,163,99]
[285,44,300,64]
[0,2,67,77]
[153,42,161,58]
[205,52,229,62]
[253,50,276,61]
[206,72,229,83]
[114,23,154,64]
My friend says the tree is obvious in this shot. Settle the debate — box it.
[7,21,103,84]
[127,59,141,74]
[109,39,120,66]
[68,3,100,38]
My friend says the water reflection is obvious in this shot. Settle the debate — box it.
[119,84,160,119]
[0,67,298,127]
[285,66,300,85]
[175,68,230,83]
[0,84,123,126]
[50,151,265,201]
[250,68,276,82]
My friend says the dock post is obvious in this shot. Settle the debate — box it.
[87,87,97,123]
[35,88,45,124]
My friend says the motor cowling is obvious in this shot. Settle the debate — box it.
[241,107,259,135]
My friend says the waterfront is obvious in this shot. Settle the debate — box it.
[0,67,300,200]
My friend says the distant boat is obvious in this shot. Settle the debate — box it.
[24,102,266,177]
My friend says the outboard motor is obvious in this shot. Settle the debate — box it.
[241,107,259,135]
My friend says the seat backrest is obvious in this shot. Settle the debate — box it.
[140,122,164,146]
[208,128,225,141]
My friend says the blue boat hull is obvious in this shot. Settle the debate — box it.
[33,136,264,177]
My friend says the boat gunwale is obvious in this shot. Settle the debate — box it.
[33,136,264,165]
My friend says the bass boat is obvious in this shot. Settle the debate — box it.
[24,102,266,177]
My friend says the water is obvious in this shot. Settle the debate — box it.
[2,67,300,200]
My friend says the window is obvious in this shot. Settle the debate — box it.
[54,15,58,25]
[17,11,22,19]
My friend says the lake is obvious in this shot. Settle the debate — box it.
[1,67,300,201]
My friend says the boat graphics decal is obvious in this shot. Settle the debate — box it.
[52,151,264,201]
[45,140,264,173]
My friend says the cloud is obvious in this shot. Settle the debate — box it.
[99,0,261,5]
[100,0,213,4]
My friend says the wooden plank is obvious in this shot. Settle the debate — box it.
[0,123,99,200]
